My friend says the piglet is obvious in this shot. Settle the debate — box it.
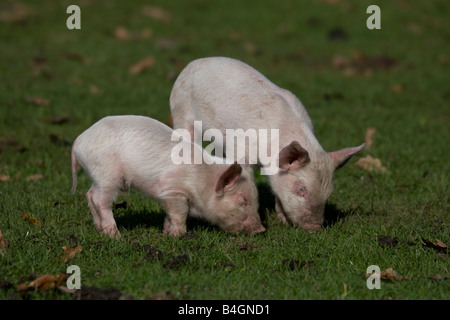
[170,57,365,232]
[71,115,265,238]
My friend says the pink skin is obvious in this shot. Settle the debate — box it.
[170,57,366,232]
[71,115,265,238]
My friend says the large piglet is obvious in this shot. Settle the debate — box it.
[71,115,265,238]
[170,57,365,231]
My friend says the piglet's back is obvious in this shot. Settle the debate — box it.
[73,116,174,175]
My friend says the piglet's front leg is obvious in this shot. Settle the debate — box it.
[160,195,189,237]
[275,197,289,225]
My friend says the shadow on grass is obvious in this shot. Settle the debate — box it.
[323,203,358,229]
[256,181,358,229]
[257,182,275,224]
[113,185,356,233]
[114,207,215,234]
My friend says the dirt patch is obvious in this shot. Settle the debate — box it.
[73,286,128,300]
[377,235,399,248]
[163,254,190,269]
[143,245,164,261]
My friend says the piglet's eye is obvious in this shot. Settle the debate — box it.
[237,195,247,206]
[296,186,308,198]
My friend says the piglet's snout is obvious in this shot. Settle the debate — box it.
[242,216,266,235]
[298,210,323,232]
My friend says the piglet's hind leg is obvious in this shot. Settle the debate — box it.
[87,184,120,239]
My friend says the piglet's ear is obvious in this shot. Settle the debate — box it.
[329,143,366,170]
[215,162,242,196]
[278,141,310,171]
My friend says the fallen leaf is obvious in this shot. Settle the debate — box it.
[427,274,449,280]
[0,173,11,181]
[89,85,101,95]
[25,96,49,106]
[332,51,397,77]
[365,127,376,149]
[23,211,42,226]
[114,26,131,41]
[366,268,408,281]
[26,173,44,181]
[141,6,172,23]
[243,41,260,56]
[113,26,153,42]
[355,155,387,173]
[129,56,155,74]
[0,1,34,23]
[17,273,67,291]
[390,84,403,93]
[61,245,83,262]
[422,238,449,254]
[381,268,408,281]
[139,28,153,39]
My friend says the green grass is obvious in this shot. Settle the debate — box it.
[0,0,449,300]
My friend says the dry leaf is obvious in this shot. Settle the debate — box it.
[25,96,49,106]
[390,84,403,93]
[114,26,131,41]
[23,211,42,226]
[366,268,408,281]
[139,28,153,39]
[129,56,155,74]
[0,1,34,23]
[0,173,11,181]
[332,51,396,77]
[89,85,101,95]
[355,155,387,173]
[381,268,408,281]
[422,238,449,254]
[365,127,376,149]
[427,274,449,280]
[113,26,153,41]
[61,245,83,262]
[17,273,68,291]
[142,6,172,22]
[26,173,44,181]
[243,41,259,56]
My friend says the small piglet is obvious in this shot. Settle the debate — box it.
[170,57,365,231]
[71,115,265,238]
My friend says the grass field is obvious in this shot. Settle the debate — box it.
[0,0,449,300]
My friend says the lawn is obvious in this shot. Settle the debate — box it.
[0,0,448,300]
